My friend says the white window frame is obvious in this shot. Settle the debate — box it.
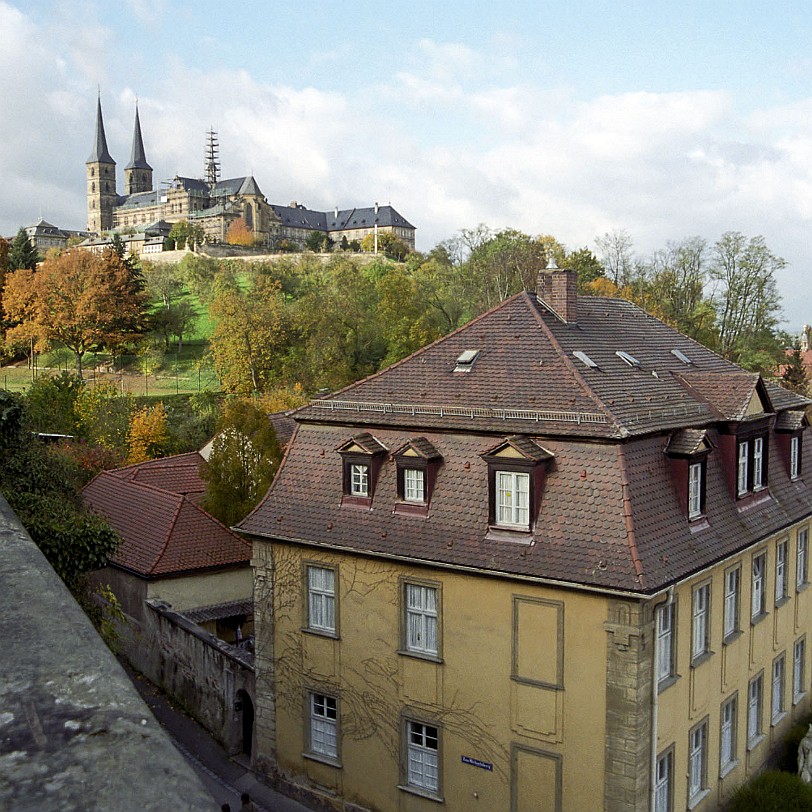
[724,567,740,639]
[737,440,749,496]
[688,462,703,519]
[405,583,438,657]
[496,470,530,528]
[404,468,425,503]
[688,721,707,802]
[406,721,439,793]
[772,655,785,722]
[692,584,710,661]
[751,553,766,620]
[791,435,801,480]
[753,436,764,490]
[798,528,809,589]
[307,565,336,634]
[350,463,369,496]
[775,540,788,603]
[309,693,338,759]
[654,749,673,812]
[656,602,675,684]
[720,695,737,773]
[794,638,806,703]
[747,674,763,746]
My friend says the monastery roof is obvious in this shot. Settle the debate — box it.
[212,176,264,198]
[269,203,415,233]
[83,470,249,578]
[240,284,812,595]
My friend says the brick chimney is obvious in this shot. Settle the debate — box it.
[536,258,577,323]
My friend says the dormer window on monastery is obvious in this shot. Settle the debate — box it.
[665,429,713,522]
[337,434,387,508]
[393,438,443,516]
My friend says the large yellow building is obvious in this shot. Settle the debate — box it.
[239,266,812,811]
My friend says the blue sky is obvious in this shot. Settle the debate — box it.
[2,1,812,328]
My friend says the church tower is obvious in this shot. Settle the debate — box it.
[86,95,117,233]
[124,105,153,196]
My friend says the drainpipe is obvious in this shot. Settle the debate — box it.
[650,585,674,812]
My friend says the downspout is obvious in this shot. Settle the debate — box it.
[650,585,674,812]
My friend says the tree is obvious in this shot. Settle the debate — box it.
[179,254,220,303]
[565,247,605,292]
[169,220,191,250]
[209,272,289,395]
[75,381,133,456]
[782,348,809,396]
[152,299,197,351]
[595,229,634,286]
[305,231,332,253]
[360,230,410,261]
[22,371,84,435]
[8,227,38,271]
[126,402,170,464]
[709,232,784,367]
[202,399,282,526]
[2,249,148,377]
[226,217,254,246]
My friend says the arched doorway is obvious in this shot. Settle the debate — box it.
[236,690,254,756]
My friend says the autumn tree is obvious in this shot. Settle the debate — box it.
[8,227,38,271]
[360,230,410,261]
[168,220,203,250]
[126,402,170,464]
[595,229,635,286]
[209,272,289,394]
[226,217,254,246]
[75,381,133,457]
[2,248,148,377]
[202,399,282,526]
[179,253,220,303]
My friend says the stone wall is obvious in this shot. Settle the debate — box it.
[126,599,255,756]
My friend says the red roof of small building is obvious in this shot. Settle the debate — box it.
[109,451,207,497]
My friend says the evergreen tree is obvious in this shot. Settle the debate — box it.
[8,227,38,271]
[782,347,809,395]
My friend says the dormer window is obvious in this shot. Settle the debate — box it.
[481,436,554,535]
[666,429,713,522]
[337,434,387,508]
[737,431,769,498]
[775,410,806,482]
[393,438,443,516]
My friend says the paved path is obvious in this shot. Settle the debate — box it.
[122,662,316,812]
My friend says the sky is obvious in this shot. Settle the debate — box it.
[1,0,812,329]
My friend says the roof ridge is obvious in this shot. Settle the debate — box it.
[183,496,251,546]
[616,444,646,589]
[148,491,185,575]
[522,291,623,433]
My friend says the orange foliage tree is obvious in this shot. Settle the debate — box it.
[226,217,253,246]
[126,402,170,464]
[2,248,148,377]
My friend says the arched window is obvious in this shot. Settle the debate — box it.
[245,203,253,228]
[91,183,95,192]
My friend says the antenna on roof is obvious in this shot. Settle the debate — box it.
[204,128,220,186]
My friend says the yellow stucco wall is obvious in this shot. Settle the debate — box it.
[656,517,812,810]
[146,566,252,612]
[267,544,611,812]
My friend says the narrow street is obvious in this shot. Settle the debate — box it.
[122,662,318,812]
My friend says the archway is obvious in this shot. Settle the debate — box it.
[236,690,254,756]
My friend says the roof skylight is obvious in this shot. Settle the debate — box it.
[671,348,693,365]
[573,351,598,369]
[615,351,640,367]
[454,349,481,372]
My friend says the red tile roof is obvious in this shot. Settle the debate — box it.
[109,451,207,496]
[83,471,249,577]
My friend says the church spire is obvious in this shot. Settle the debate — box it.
[125,104,152,171]
[87,94,115,165]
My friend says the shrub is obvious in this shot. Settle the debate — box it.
[728,770,812,811]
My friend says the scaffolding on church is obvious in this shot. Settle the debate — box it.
[204,129,220,185]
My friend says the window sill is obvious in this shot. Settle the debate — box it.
[302,627,340,641]
[751,611,769,627]
[657,674,680,694]
[688,517,710,532]
[304,752,342,769]
[723,629,742,646]
[393,502,429,517]
[690,650,714,669]
[797,582,810,594]
[747,733,765,751]
[736,491,772,513]
[795,690,808,706]
[772,711,788,727]
[485,526,534,544]
[688,788,710,810]
[397,649,443,664]
[341,495,372,509]
[719,759,739,780]
[775,595,790,609]
[397,784,444,804]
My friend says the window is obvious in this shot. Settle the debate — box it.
[654,749,673,812]
[497,471,530,528]
[776,540,788,603]
[795,638,806,703]
[656,602,676,685]
[692,585,710,661]
[405,721,439,794]
[688,721,707,803]
[724,567,740,639]
[307,565,336,634]
[748,674,763,746]
[752,553,766,620]
[350,463,369,496]
[688,462,703,519]
[772,655,785,722]
[791,435,801,480]
[753,436,765,490]
[738,440,749,497]
[309,693,338,760]
[738,434,769,497]
[404,468,425,503]
[798,529,809,589]
[720,695,737,774]
[405,583,439,657]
